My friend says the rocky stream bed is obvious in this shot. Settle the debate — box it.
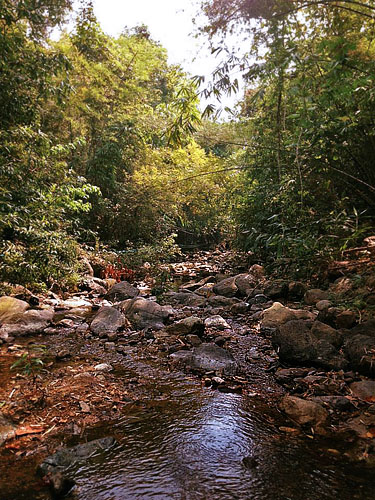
[0,250,375,499]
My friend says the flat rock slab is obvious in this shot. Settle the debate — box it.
[38,437,117,476]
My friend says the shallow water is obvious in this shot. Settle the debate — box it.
[66,375,373,500]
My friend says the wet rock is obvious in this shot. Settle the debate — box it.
[304,289,329,306]
[0,309,54,338]
[272,320,347,370]
[350,381,375,401]
[161,292,206,308]
[336,310,356,329]
[0,296,29,323]
[262,302,316,328]
[288,281,307,301]
[280,395,328,432]
[38,437,117,476]
[311,321,343,348]
[90,306,127,337]
[119,297,174,330]
[190,344,237,375]
[171,344,237,375]
[105,281,139,302]
[204,315,230,330]
[166,316,205,337]
[46,470,75,498]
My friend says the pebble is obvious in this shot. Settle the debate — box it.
[94,363,113,372]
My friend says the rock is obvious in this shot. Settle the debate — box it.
[204,315,230,330]
[47,471,75,497]
[179,276,215,293]
[0,309,54,337]
[248,264,265,280]
[213,276,238,297]
[166,316,205,336]
[263,280,288,300]
[80,277,107,295]
[275,367,310,384]
[230,302,249,314]
[304,289,329,306]
[350,381,375,402]
[280,396,328,432]
[190,344,237,375]
[262,302,316,328]
[248,294,269,305]
[0,413,16,446]
[186,334,202,347]
[235,274,256,296]
[0,297,29,323]
[161,292,206,307]
[119,297,174,330]
[297,375,346,395]
[272,320,347,370]
[316,300,332,311]
[311,396,353,411]
[171,343,237,375]
[105,281,139,302]
[94,363,113,372]
[242,456,258,469]
[288,281,307,301]
[90,307,127,337]
[38,437,117,476]
[344,324,375,377]
[207,295,240,307]
[79,401,90,413]
[311,321,343,348]
[336,310,357,329]
[194,284,215,297]
[12,286,39,306]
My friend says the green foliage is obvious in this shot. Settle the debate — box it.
[11,344,47,381]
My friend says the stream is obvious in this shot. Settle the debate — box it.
[7,360,374,500]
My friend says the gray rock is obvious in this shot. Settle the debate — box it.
[0,308,54,337]
[235,274,256,296]
[263,280,288,300]
[186,334,202,347]
[213,276,238,297]
[119,297,174,330]
[166,316,205,336]
[38,437,117,476]
[230,302,249,314]
[105,281,139,302]
[90,307,126,337]
[207,295,240,307]
[94,363,113,372]
[190,343,237,375]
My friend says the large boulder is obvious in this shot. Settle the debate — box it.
[262,302,316,328]
[105,281,139,302]
[344,320,375,376]
[0,309,54,339]
[166,316,205,337]
[171,343,237,375]
[119,297,174,330]
[272,320,347,370]
[90,307,127,337]
[213,276,238,297]
[280,396,328,433]
[0,297,29,324]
